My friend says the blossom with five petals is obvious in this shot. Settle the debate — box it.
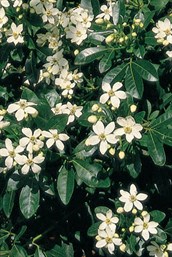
[85,121,118,155]
[96,209,119,230]
[134,213,158,241]
[42,129,69,151]
[119,184,148,212]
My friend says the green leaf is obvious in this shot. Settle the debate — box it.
[133,60,158,82]
[145,31,158,46]
[3,190,15,218]
[46,114,68,131]
[34,248,47,257]
[19,185,40,219]
[150,210,166,223]
[80,0,93,14]
[91,0,100,16]
[25,52,39,83]
[56,0,63,10]
[103,63,128,84]
[165,218,172,236]
[112,1,120,25]
[73,159,101,187]
[147,131,166,166]
[87,222,101,237]
[75,47,107,65]
[125,64,143,99]
[95,206,110,214]
[46,245,65,257]
[10,245,27,257]
[150,108,172,128]
[21,87,39,104]
[14,226,27,243]
[150,0,169,10]
[62,243,74,257]
[57,166,75,205]
[44,89,61,108]
[154,228,167,244]
[99,51,114,73]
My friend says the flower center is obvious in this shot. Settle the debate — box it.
[106,237,112,243]
[106,218,111,224]
[124,126,132,134]
[76,31,82,37]
[108,89,115,97]
[27,159,33,165]
[130,195,136,202]
[70,107,76,115]
[53,134,59,140]
[19,101,27,109]
[46,10,52,16]
[143,222,148,229]
[30,136,35,142]
[9,151,15,158]
[13,32,19,39]
[99,133,106,141]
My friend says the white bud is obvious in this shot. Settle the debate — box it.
[88,115,97,123]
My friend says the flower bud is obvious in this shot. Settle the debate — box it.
[88,115,97,123]
[132,32,137,37]
[139,22,144,28]
[95,18,104,24]
[119,37,124,43]
[167,243,172,251]
[114,233,119,238]
[0,109,7,116]
[16,7,20,12]
[85,139,90,146]
[91,104,99,112]
[120,244,126,252]
[129,226,134,232]
[117,207,124,214]
[109,148,115,156]
[105,34,115,44]
[33,144,40,152]
[106,23,114,29]
[130,104,137,113]
[32,110,38,118]
[163,40,169,46]
[74,49,79,56]
[132,208,137,215]
[18,14,23,19]
[164,252,169,257]
[22,3,29,9]
[141,211,148,217]
[119,151,125,159]
[122,22,127,27]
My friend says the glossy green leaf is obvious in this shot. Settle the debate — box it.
[165,218,172,236]
[103,63,128,84]
[25,52,39,83]
[87,222,101,237]
[46,245,64,257]
[3,190,15,218]
[46,114,68,131]
[150,0,169,9]
[133,60,158,82]
[150,108,172,128]
[125,64,143,99]
[99,51,114,73]
[80,0,93,14]
[73,159,101,187]
[10,245,27,257]
[22,87,39,104]
[75,47,107,65]
[57,166,75,205]
[112,1,120,25]
[14,226,27,243]
[147,131,166,166]
[34,248,47,257]
[56,0,63,10]
[150,210,166,223]
[19,185,40,219]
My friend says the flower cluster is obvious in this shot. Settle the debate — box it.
[152,18,172,57]
[93,184,172,256]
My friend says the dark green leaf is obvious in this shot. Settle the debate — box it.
[133,60,158,82]
[14,226,27,243]
[21,87,39,104]
[80,0,93,14]
[10,245,27,257]
[46,245,64,257]
[57,166,75,205]
[125,64,143,99]
[99,51,114,73]
[147,131,166,166]
[91,0,100,16]
[87,222,101,237]
[150,210,166,223]
[3,190,15,218]
[34,248,47,257]
[103,63,128,84]
[112,1,120,25]
[19,185,40,219]
[150,0,169,10]
[56,0,63,10]
[25,52,39,83]
[165,218,172,236]
[46,114,68,131]
[150,108,172,128]
[75,47,107,65]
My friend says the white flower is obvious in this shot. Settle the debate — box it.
[96,4,112,21]
[7,99,38,121]
[115,116,143,143]
[0,8,8,28]
[72,69,83,83]
[119,184,148,212]
[100,82,127,108]
[166,51,172,58]
[42,129,69,151]
[6,23,24,45]
[44,50,68,75]
[96,226,122,254]
[0,115,10,132]
[152,18,172,45]
[51,103,67,115]
[42,3,59,24]
[66,24,87,45]
[55,69,76,97]
[96,209,119,230]
[0,138,24,169]
[85,121,118,155]
[0,0,10,7]
[134,213,158,241]
[62,102,83,124]
[147,241,165,257]
[15,153,45,174]
[19,128,44,153]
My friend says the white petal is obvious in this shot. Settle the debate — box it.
[111,96,120,108]
[102,82,111,92]
[96,213,106,221]
[124,201,133,212]
[15,109,24,121]
[117,117,127,127]
[59,134,69,141]
[106,209,112,219]
[5,138,13,151]
[7,103,20,113]
[46,138,55,148]
[105,122,115,134]
[22,128,32,137]
[21,164,30,174]
[100,93,109,104]
[115,90,127,99]
[96,239,106,248]
[20,137,30,147]
[55,140,64,150]
[5,156,13,169]
[134,200,143,210]
[126,133,134,143]
[130,184,137,195]
[0,148,8,156]
[137,193,148,201]
[112,82,123,91]
[106,134,117,144]
[15,154,27,165]
[108,243,115,254]
[25,106,37,114]
[134,225,143,233]
[142,230,149,241]
[99,140,108,155]
[93,121,104,135]
[31,163,41,173]
[99,222,107,230]
[87,135,100,146]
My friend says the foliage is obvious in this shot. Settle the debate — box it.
[0,0,172,256]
